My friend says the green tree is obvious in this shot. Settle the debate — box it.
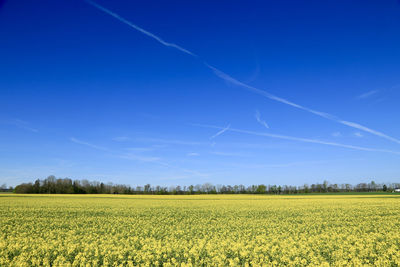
[256,184,267,194]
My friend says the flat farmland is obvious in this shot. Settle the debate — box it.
[1,194,400,266]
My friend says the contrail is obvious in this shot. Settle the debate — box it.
[70,136,208,177]
[255,110,269,129]
[210,124,230,139]
[84,0,400,145]
[70,137,109,151]
[6,119,39,133]
[85,0,196,57]
[204,63,335,120]
[205,64,400,145]
[193,123,400,155]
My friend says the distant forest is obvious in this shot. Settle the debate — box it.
[8,175,400,194]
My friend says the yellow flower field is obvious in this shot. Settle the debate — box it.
[1,194,400,266]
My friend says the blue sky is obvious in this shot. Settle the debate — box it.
[1,0,400,187]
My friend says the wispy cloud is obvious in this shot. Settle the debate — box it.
[124,146,160,152]
[85,0,400,145]
[158,169,211,181]
[137,137,205,146]
[204,63,335,119]
[70,138,166,165]
[193,124,400,155]
[210,124,230,139]
[69,136,209,178]
[331,132,341,137]
[354,132,363,138]
[3,119,39,133]
[255,110,269,129]
[85,0,196,57]
[69,137,108,151]
[210,151,247,157]
[338,120,400,144]
[179,168,210,177]
[228,158,364,169]
[357,90,378,99]
[187,152,200,156]
[119,153,161,162]
[205,64,400,145]
[112,136,131,142]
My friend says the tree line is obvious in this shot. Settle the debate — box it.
[0,183,13,192]
[12,175,400,194]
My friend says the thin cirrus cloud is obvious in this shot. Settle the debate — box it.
[70,137,161,163]
[2,119,39,133]
[210,124,230,139]
[357,90,379,99]
[84,0,400,146]
[137,137,206,146]
[255,110,269,129]
[124,147,158,152]
[69,137,208,177]
[354,132,364,138]
[70,137,109,151]
[118,153,161,162]
[112,136,131,142]
[193,124,400,156]
[226,158,364,169]
[84,0,196,57]
[121,155,209,179]
[210,151,247,157]
[206,64,400,145]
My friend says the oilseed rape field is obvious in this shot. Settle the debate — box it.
[1,194,400,266]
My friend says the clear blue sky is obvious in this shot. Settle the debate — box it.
[1,0,400,187]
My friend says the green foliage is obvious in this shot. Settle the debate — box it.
[13,176,399,195]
